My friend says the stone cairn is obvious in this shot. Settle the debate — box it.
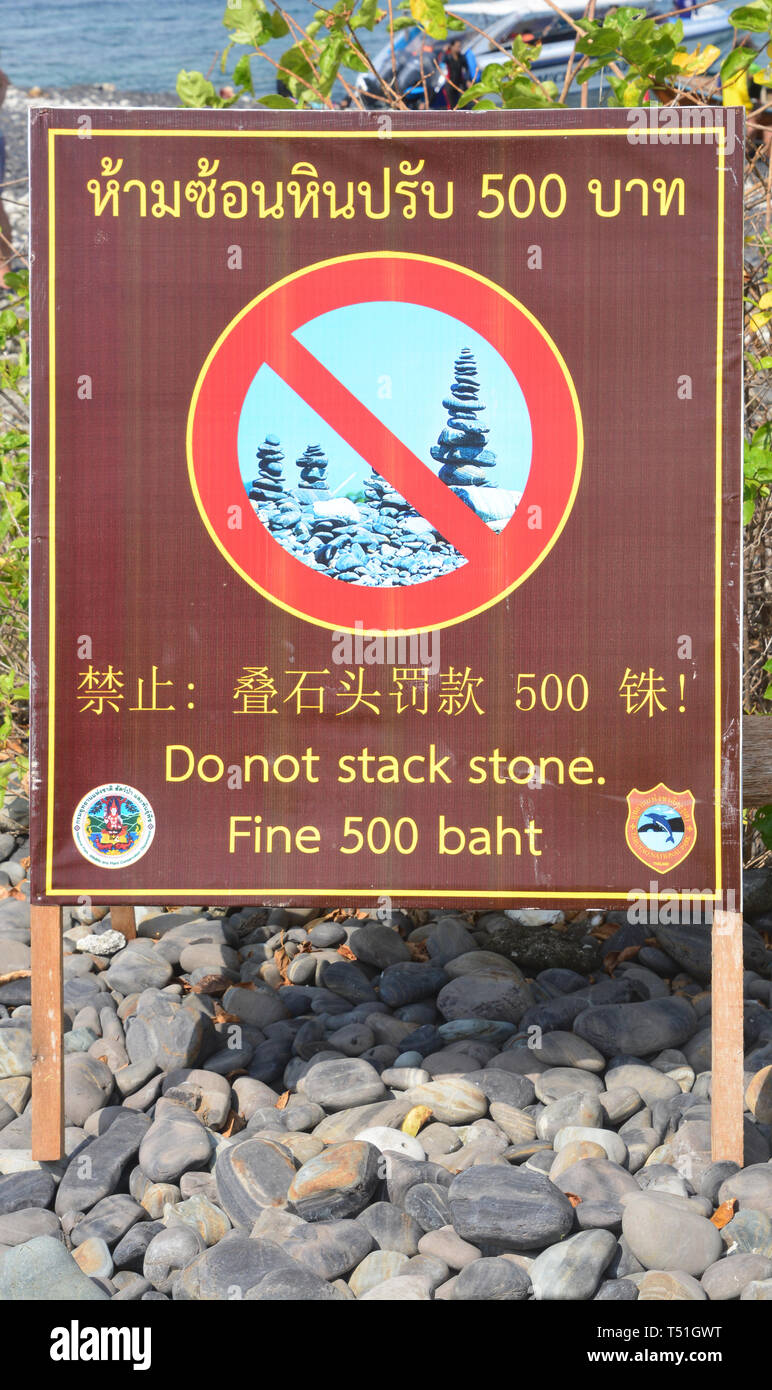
[248,435,301,532]
[430,347,496,494]
[296,443,331,501]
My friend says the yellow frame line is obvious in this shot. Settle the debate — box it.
[44,123,728,900]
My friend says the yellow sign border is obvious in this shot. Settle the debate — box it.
[43,122,729,901]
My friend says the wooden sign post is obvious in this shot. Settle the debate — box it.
[29,107,745,1166]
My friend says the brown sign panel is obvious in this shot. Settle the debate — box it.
[29,108,742,910]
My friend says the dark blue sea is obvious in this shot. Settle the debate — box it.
[0,0,368,95]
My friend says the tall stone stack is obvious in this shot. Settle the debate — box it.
[430,349,519,533]
[249,435,289,504]
[296,443,330,500]
[249,434,301,532]
[431,348,496,491]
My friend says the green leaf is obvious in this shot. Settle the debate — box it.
[233,52,254,92]
[721,45,755,83]
[352,0,381,29]
[409,0,447,40]
[176,70,220,107]
[729,1,772,30]
[751,803,772,849]
[257,93,297,106]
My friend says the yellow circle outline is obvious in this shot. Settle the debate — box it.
[186,250,584,635]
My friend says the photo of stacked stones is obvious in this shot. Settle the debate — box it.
[245,349,522,586]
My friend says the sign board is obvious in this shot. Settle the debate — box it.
[30,108,742,910]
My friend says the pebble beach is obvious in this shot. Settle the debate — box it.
[2,786,772,1303]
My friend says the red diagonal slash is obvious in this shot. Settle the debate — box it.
[267,334,503,568]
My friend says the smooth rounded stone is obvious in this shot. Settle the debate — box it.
[381,1067,430,1091]
[114,1058,159,1099]
[599,1087,644,1126]
[279,1219,374,1280]
[637,1269,707,1300]
[452,1255,531,1301]
[0,1169,56,1216]
[325,1023,376,1058]
[575,998,698,1060]
[635,1165,691,1198]
[552,1157,639,1204]
[306,922,347,948]
[220,985,288,1030]
[161,1069,232,1130]
[179,1172,218,1203]
[378,964,450,1008]
[0,1206,62,1245]
[178,941,240,974]
[594,1277,639,1301]
[606,1063,681,1107]
[73,1236,114,1279]
[534,1068,605,1104]
[550,1141,608,1182]
[143,1224,206,1293]
[215,1136,297,1227]
[462,1072,534,1113]
[318,961,378,1006]
[301,1058,386,1112]
[359,1274,431,1300]
[138,1103,214,1185]
[350,1249,411,1296]
[347,924,411,969]
[746,1066,772,1124]
[424,919,478,964]
[449,1165,574,1251]
[245,1106,286,1135]
[702,1251,772,1300]
[125,996,206,1073]
[532,1031,606,1074]
[621,1128,660,1173]
[0,1233,110,1300]
[422,1045,496,1077]
[246,1266,346,1300]
[352,1123,424,1163]
[124,1075,165,1112]
[232,1077,280,1119]
[289,1141,381,1221]
[312,1098,412,1146]
[718,1163,772,1215]
[174,1234,296,1300]
[553,1125,628,1167]
[443,950,523,980]
[403,1182,451,1232]
[112,1220,162,1276]
[0,1027,31,1080]
[418,1225,480,1269]
[402,1078,486,1126]
[531,1228,617,1300]
[70,1194,146,1249]
[486,1049,550,1080]
[700,1160,740,1208]
[103,943,174,995]
[418,1123,463,1159]
[356,1202,422,1255]
[535,1091,603,1144]
[403,1253,449,1290]
[249,1207,305,1246]
[487,1103,537,1148]
[576,1201,624,1234]
[436,967,533,1026]
[622,1191,722,1275]
[63,1052,114,1127]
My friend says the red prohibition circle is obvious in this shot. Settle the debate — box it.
[187,253,582,633]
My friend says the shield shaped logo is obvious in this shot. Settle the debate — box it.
[625,784,696,873]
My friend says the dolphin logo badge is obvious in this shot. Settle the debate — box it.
[625,784,696,873]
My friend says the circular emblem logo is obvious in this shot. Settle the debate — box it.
[635,802,685,853]
[72,784,155,869]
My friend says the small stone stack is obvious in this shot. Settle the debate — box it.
[431,349,496,492]
[296,443,330,500]
[364,472,418,532]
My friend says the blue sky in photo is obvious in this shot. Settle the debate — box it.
[238,301,533,502]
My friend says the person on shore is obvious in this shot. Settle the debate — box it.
[443,37,476,107]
